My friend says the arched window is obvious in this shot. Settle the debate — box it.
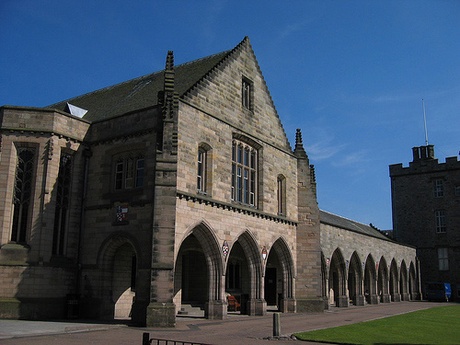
[277,175,286,216]
[197,148,207,193]
[53,153,73,255]
[11,146,36,243]
[197,143,212,194]
[231,139,257,206]
[242,77,253,111]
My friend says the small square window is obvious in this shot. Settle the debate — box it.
[113,154,144,191]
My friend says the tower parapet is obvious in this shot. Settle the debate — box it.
[390,145,460,177]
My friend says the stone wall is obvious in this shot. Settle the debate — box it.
[321,222,417,269]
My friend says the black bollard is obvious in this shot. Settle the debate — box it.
[142,332,150,345]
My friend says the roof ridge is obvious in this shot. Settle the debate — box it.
[320,209,373,228]
[47,70,162,109]
[46,43,241,111]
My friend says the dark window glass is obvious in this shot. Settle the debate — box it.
[11,148,35,243]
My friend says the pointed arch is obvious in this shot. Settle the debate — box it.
[97,232,142,322]
[329,248,348,307]
[226,230,265,315]
[400,260,409,301]
[174,221,224,319]
[389,258,401,302]
[409,261,418,301]
[347,251,364,306]
[265,237,295,313]
[364,254,378,304]
[377,256,390,303]
[236,230,263,293]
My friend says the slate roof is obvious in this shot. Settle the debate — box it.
[320,210,391,241]
[47,49,233,122]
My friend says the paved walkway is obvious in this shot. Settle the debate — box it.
[0,301,449,345]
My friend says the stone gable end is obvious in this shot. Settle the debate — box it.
[181,42,290,152]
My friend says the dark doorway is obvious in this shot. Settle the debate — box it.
[265,267,277,305]
[181,251,207,305]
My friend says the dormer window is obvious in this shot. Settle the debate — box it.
[242,77,253,111]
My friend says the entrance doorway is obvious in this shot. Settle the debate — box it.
[265,267,277,306]
[112,243,136,319]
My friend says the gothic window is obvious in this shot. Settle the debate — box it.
[11,147,36,243]
[231,140,257,206]
[434,179,444,197]
[242,77,253,111]
[277,175,286,216]
[197,148,207,193]
[438,248,449,271]
[53,153,72,255]
[114,154,145,191]
[435,210,446,233]
[197,143,212,195]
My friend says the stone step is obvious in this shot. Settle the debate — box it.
[177,303,205,317]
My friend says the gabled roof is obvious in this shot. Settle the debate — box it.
[47,47,235,122]
[320,210,390,241]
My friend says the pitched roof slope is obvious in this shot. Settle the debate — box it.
[320,210,390,241]
[47,50,232,122]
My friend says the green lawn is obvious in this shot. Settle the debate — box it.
[294,305,460,345]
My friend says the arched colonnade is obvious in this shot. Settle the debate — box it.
[323,248,419,308]
[173,221,296,318]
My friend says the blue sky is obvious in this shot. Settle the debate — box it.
[1,0,459,230]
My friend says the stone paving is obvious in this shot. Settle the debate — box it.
[0,301,449,345]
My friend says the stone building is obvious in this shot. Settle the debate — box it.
[1,37,419,326]
[390,145,460,301]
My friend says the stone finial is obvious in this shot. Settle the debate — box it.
[294,128,307,158]
[295,128,303,147]
[164,51,175,94]
[162,50,178,120]
[165,51,174,71]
